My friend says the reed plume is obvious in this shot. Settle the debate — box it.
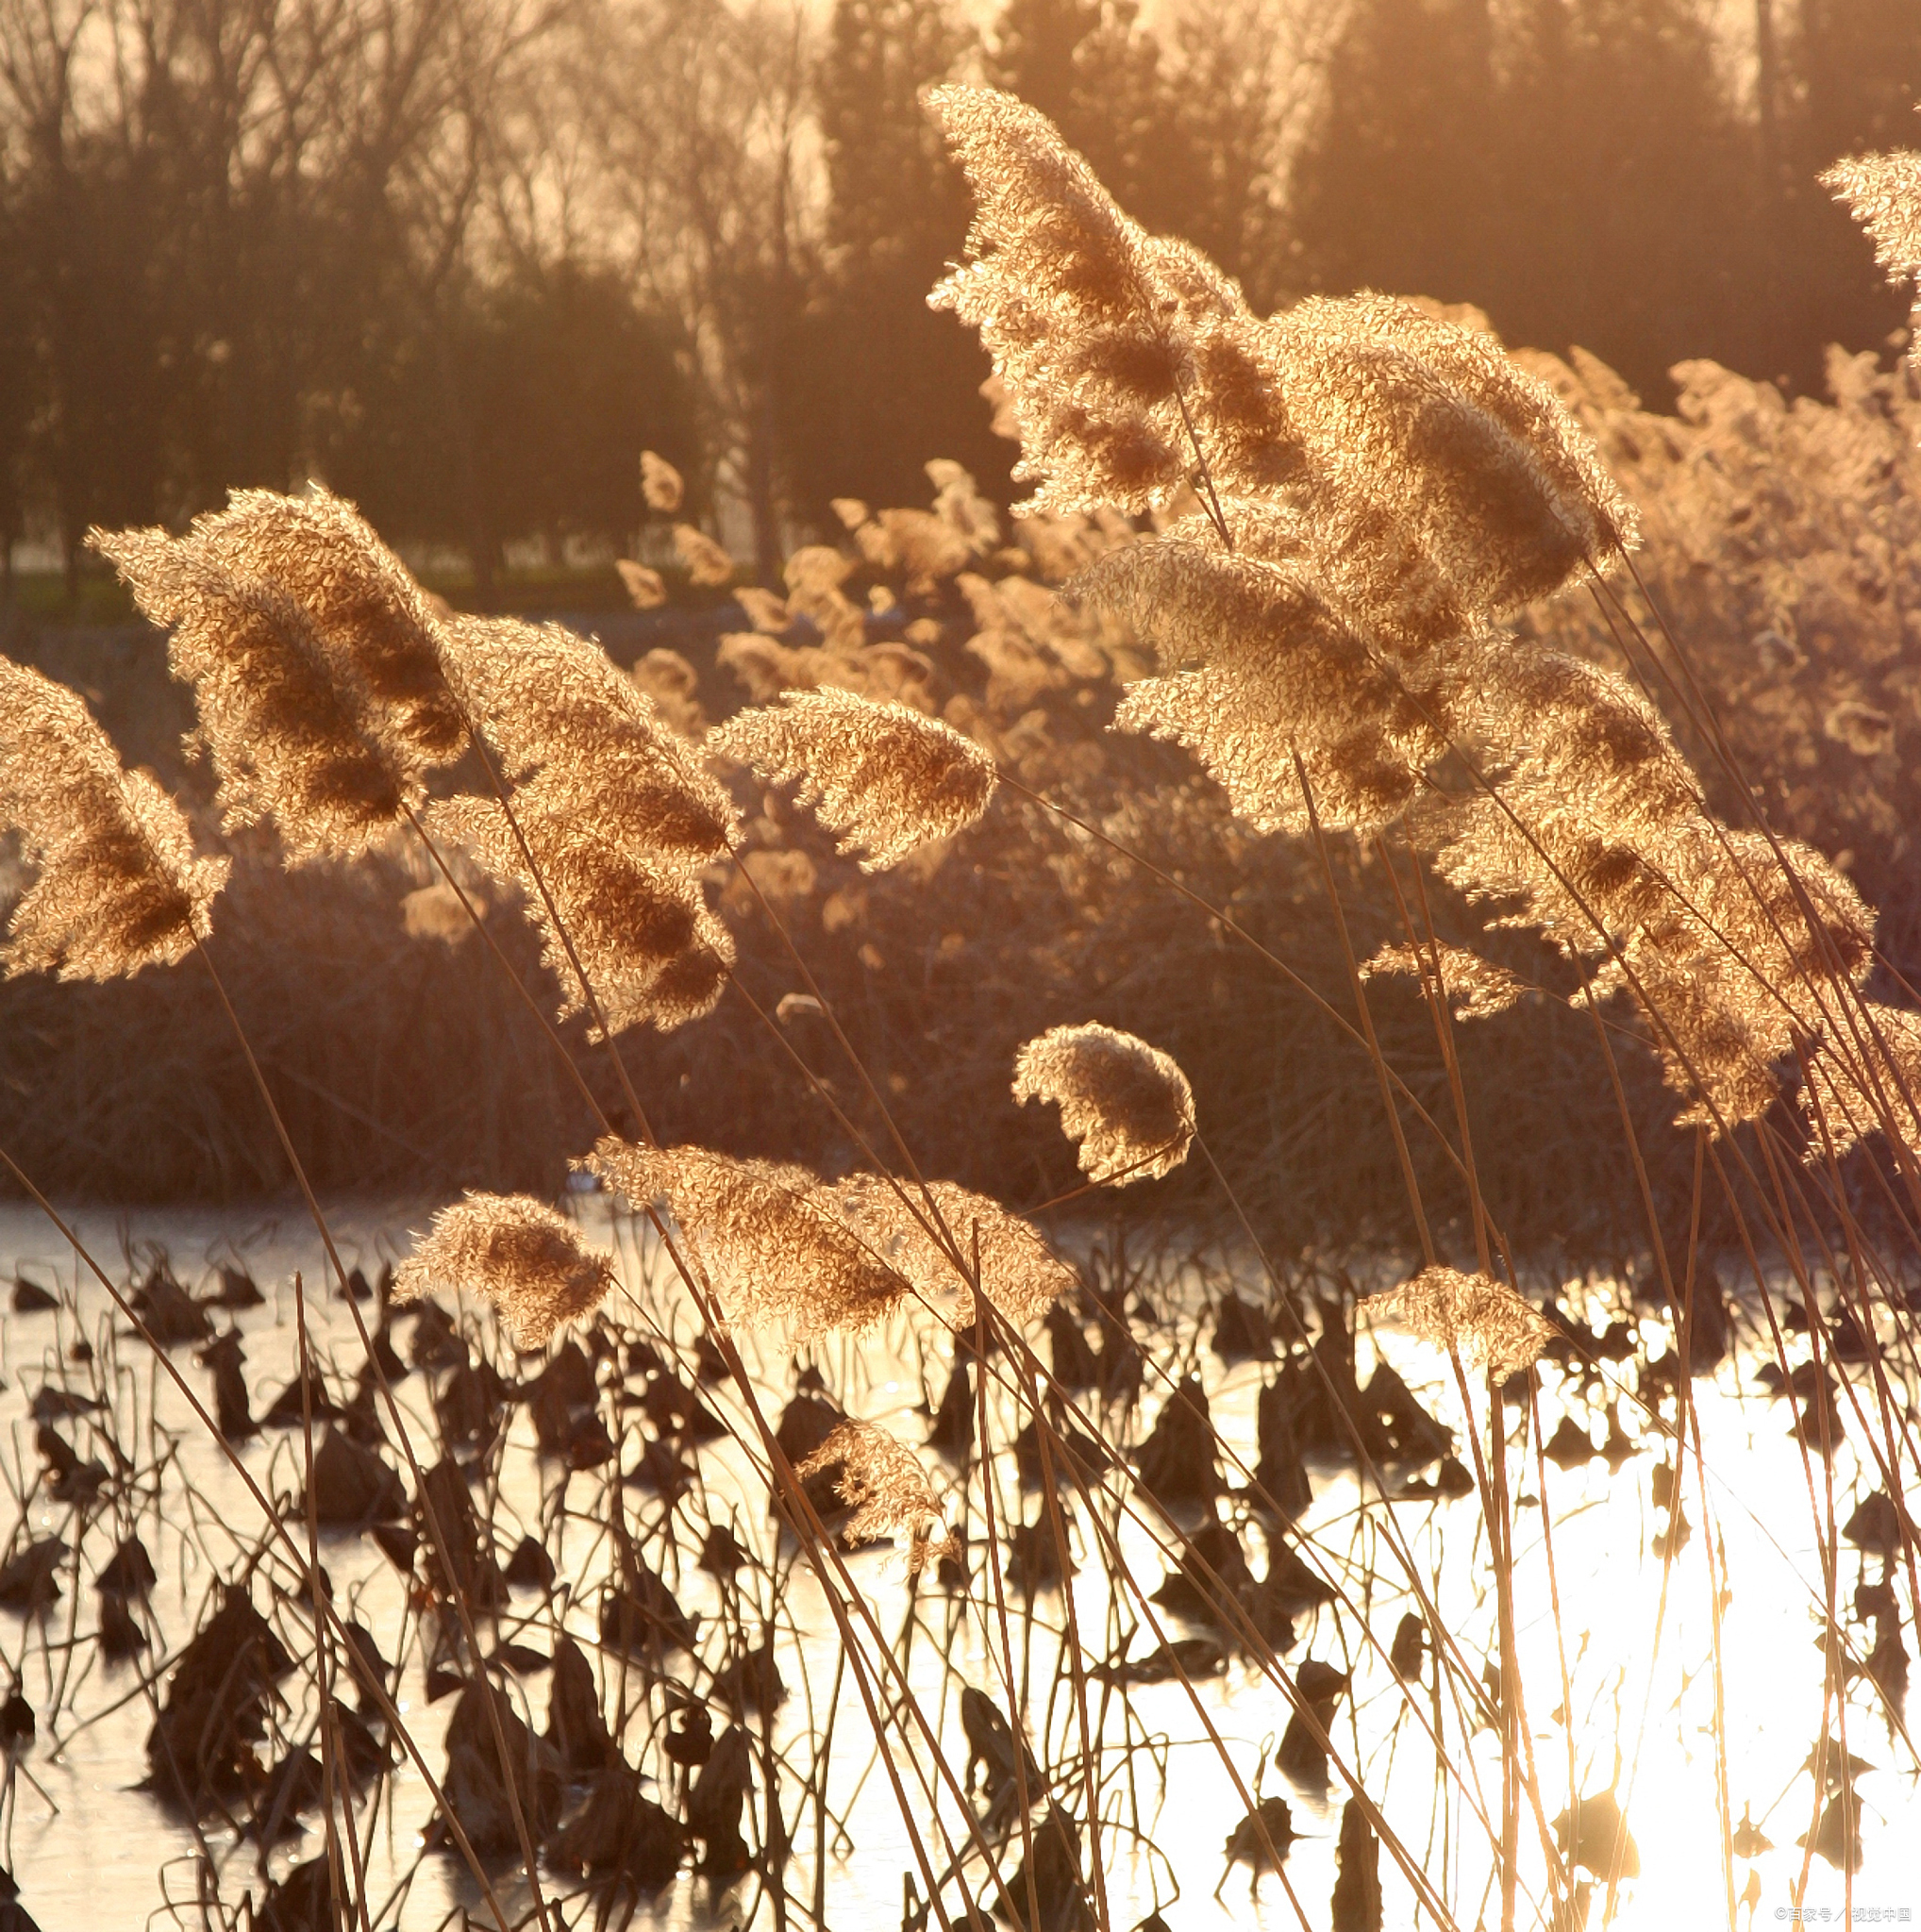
[175,487,465,765]
[90,530,414,861]
[710,689,997,869]
[1012,1022,1195,1183]
[788,1422,954,1568]
[927,86,1632,650]
[830,1174,1076,1327]
[674,524,734,588]
[0,658,228,978]
[1823,146,1921,288]
[1361,942,1525,1022]
[393,1193,614,1350]
[1803,1004,1921,1160]
[794,1421,958,1572]
[443,618,735,865]
[426,792,731,1036]
[428,617,737,1034]
[1359,1266,1552,1378]
[587,1141,914,1338]
[641,450,685,513]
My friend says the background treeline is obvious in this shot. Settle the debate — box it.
[1,0,1915,600]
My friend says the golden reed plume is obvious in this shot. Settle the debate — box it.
[393,1192,614,1350]
[0,658,228,978]
[432,616,738,1036]
[1012,1022,1195,1184]
[710,688,997,870]
[1360,1266,1553,1379]
[929,82,1887,1137]
[589,1141,1073,1335]
[795,1420,958,1573]
[1823,147,1921,290]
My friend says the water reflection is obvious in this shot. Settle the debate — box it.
[0,1197,1913,1930]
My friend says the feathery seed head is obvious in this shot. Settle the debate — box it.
[1360,1266,1552,1378]
[587,1141,913,1338]
[710,688,996,870]
[1361,941,1525,1021]
[795,1420,957,1572]
[92,527,414,861]
[0,658,227,978]
[393,1192,614,1350]
[1012,1022,1195,1183]
[179,487,466,765]
[1823,149,1921,288]
[674,524,734,587]
[641,450,685,513]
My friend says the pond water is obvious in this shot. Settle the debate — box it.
[0,1194,1914,1931]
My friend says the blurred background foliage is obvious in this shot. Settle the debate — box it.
[0,0,1915,599]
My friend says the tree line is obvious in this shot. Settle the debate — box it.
[1,0,1913,599]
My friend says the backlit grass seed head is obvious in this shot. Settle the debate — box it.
[1360,1266,1552,1378]
[674,524,734,588]
[443,618,738,866]
[1823,149,1921,288]
[426,794,732,1037]
[393,1193,614,1350]
[795,1421,957,1572]
[710,689,996,870]
[92,530,413,861]
[1012,1022,1195,1183]
[0,658,228,978]
[1804,1004,1921,1161]
[181,487,466,764]
[927,85,1242,515]
[830,1175,1075,1329]
[1361,941,1525,1021]
[587,1141,912,1339]
[641,450,685,513]
[1825,700,1896,758]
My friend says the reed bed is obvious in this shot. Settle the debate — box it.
[0,83,1916,1932]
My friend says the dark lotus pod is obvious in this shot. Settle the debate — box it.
[10,1277,57,1314]
[550,1759,684,1891]
[1148,1517,1252,1626]
[260,1368,343,1429]
[251,1745,325,1840]
[1248,1378,1312,1519]
[97,1590,146,1661]
[36,1426,109,1507]
[256,1854,332,1932]
[198,1330,255,1441]
[709,1640,785,1718]
[1330,1797,1382,1932]
[927,1360,974,1459]
[0,1691,33,1747]
[96,1535,158,1599]
[686,1724,753,1847]
[129,1265,211,1346]
[408,1301,467,1373]
[1014,1410,1113,1489]
[1843,1490,1911,1556]
[1095,1329,1144,1407]
[1007,1516,1076,1597]
[544,1638,615,1776]
[662,1700,714,1769]
[437,1682,562,1857]
[1543,1416,1595,1467]
[0,1540,68,1615]
[211,1264,263,1309]
[996,1807,1089,1929]
[1361,1360,1451,1462]
[1211,1290,1274,1366]
[304,1429,407,1526]
[1389,1610,1426,1680]
[600,1561,696,1659]
[1132,1374,1223,1511]
[1044,1303,1100,1391]
[697,1524,748,1579]
[505,1534,557,1591]
[1223,1794,1298,1877]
